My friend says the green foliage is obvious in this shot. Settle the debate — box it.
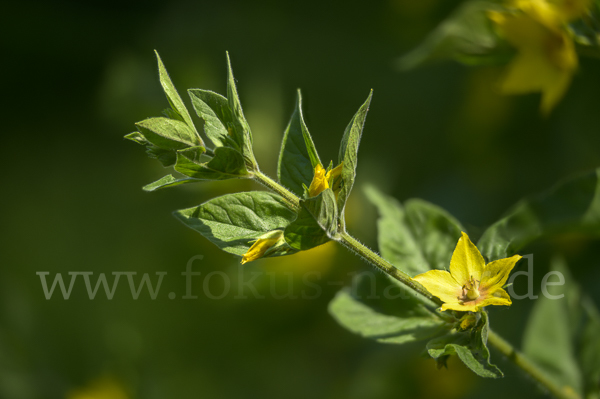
[284,189,337,250]
[128,51,600,396]
[336,91,372,226]
[142,174,200,192]
[478,168,600,261]
[522,258,600,398]
[364,186,463,276]
[328,273,446,344]
[173,192,297,256]
[277,90,322,197]
[427,312,502,378]
[226,53,256,168]
[155,50,201,140]
[400,1,514,69]
[174,147,250,180]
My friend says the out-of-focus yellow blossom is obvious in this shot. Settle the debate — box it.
[241,230,284,264]
[308,163,343,197]
[489,0,591,114]
[413,232,522,312]
[67,376,129,399]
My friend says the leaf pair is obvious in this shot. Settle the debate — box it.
[278,89,372,249]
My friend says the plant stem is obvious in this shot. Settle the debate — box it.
[487,330,580,399]
[253,171,301,210]
[337,231,442,307]
[253,170,573,399]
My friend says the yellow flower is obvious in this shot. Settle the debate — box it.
[413,232,522,312]
[489,0,590,114]
[308,163,343,197]
[241,230,283,264]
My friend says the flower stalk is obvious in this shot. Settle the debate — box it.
[251,169,576,399]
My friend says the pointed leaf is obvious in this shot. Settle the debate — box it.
[174,147,249,180]
[174,192,297,255]
[188,88,240,149]
[136,117,201,150]
[155,50,200,142]
[226,52,255,166]
[277,90,322,196]
[336,91,373,219]
[143,175,201,192]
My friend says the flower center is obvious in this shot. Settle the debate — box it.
[461,276,480,301]
[467,286,480,300]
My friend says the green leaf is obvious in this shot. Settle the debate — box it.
[174,147,249,180]
[154,50,200,142]
[146,145,177,167]
[478,168,600,261]
[364,186,463,276]
[136,117,201,150]
[188,88,239,149]
[124,131,149,145]
[399,1,514,70]
[174,192,297,256]
[337,91,372,222]
[427,312,503,378]
[284,189,337,250]
[580,298,600,399]
[522,258,582,394]
[142,175,201,192]
[226,52,256,166]
[329,272,446,344]
[277,90,322,197]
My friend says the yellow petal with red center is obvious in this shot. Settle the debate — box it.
[413,269,462,304]
[449,232,485,286]
[479,287,512,307]
[481,254,522,291]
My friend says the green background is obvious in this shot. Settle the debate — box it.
[3,0,600,397]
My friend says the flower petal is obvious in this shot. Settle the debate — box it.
[449,232,485,285]
[441,302,479,312]
[479,287,512,308]
[413,269,462,304]
[481,254,522,291]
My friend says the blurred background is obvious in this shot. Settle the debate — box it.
[2,0,600,398]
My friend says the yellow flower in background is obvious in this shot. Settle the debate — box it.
[308,163,343,197]
[413,232,522,312]
[489,0,590,114]
[241,230,284,264]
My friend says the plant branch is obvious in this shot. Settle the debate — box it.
[252,171,301,210]
[252,169,570,399]
[487,330,580,399]
[336,231,442,307]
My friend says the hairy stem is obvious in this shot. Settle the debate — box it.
[487,331,580,399]
[337,231,442,307]
[253,170,570,399]
[253,171,301,210]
